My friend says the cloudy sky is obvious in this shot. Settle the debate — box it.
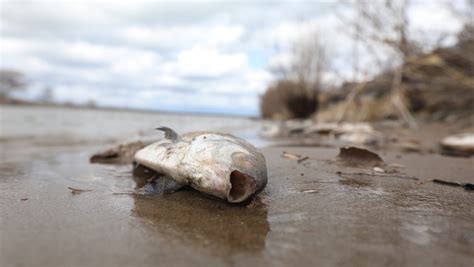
[0,0,467,115]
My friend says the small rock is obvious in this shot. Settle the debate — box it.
[440,133,474,157]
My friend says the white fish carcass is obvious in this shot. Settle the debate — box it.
[134,127,268,203]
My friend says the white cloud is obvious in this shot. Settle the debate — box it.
[409,1,465,48]
[161,45,247,78]
[120,24,244,50]
[0,0,467,115]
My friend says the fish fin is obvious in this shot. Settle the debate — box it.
[153,176,185,194]
[155,126,183,143]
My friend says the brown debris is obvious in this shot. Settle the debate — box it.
[90,141,151,165]
[335,146,384,168]
[281,151,309,163]
[332,147,419,180]
[400,140,423,153]
[68,187,92,195]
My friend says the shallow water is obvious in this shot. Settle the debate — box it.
[0,105,266,146]
[1,106,474,266]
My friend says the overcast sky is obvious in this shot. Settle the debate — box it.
[0,0,467,115]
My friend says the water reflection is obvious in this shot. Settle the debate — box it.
[131,167,270,257]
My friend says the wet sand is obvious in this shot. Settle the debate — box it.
[1,105,474,266]
[1,138,473,266]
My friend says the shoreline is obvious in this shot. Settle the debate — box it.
[0,102,259,119]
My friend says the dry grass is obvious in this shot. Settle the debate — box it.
[316,93,403,122]
[260,80,318,120]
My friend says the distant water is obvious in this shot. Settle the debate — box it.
[0,105,268,147]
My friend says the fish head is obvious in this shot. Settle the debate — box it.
[185,136,267,203]
[189,151,266,203]
[182,133,267,203]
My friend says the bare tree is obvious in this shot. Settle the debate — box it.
[336,0,418,127]
[446,0,474,27]
[271,31,330,91]
[291,35,328,89]
[338,0,418,67]
[448,0,474,51]
[0,70,27,99]
[262,31,330,119]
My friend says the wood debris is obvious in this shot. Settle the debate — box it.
[68,187,92,195]
[281,151,309,163]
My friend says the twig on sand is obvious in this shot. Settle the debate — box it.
[433,179,474,191]
[297,156,309,163]
[68,187,92,195]
[281,151,309,163]
[335,170,419,180]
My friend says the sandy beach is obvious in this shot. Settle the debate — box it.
[1,106,473,266]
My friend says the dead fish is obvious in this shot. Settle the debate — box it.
[134,127,268,203]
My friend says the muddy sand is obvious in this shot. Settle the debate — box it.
[1,138,473,266]
[1,106,473,266]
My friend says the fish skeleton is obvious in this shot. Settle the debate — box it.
[134,127,268,203]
